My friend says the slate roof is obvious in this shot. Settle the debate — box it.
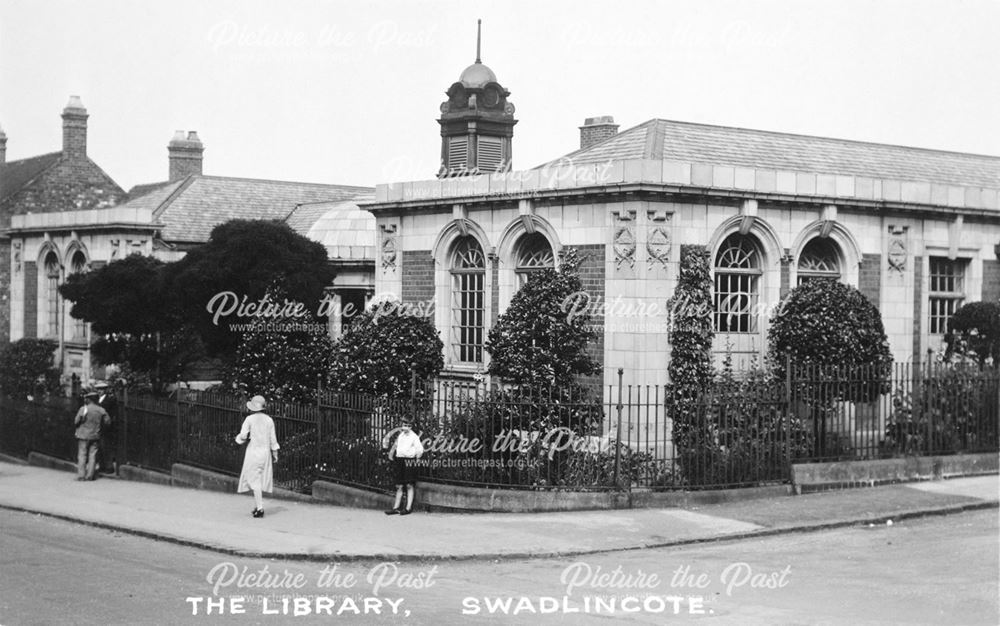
[540,119,1000,189]
[118,175,372,243]
[0,152,62,205]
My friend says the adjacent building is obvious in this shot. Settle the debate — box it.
[3,99,372,384]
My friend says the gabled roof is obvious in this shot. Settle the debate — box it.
[0,152,62,205]
[540,119,1000,190]
[116,175,372,243]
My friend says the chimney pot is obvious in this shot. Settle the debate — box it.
[579,115,619,150]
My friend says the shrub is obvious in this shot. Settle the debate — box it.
[768,279,893,394]
[0,339,61,397]
[883,352,999,456]
[945,301,1000,365]
[665,246,717,482]
[679,366,813,487]
[224,324,335,403]
[327,305,444,398]
[486,248,598,390]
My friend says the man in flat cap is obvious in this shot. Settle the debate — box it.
[74,392,110,481]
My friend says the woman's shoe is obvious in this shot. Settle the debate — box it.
[399,509,412,516]
[384,509,400,515]
[252,508,264,518]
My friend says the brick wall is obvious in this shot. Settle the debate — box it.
[23,261,37,338]
[983,260,1000,303]
[401,250,434,306]
[860,253,882,309]
[579,125,618,150]
[913,255,922,362]
[574,244,606,369]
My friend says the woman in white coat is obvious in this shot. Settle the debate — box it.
[235,395,280,518]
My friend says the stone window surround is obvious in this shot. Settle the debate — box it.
[431,217,494,375]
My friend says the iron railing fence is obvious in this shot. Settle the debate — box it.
[1,361,997,495]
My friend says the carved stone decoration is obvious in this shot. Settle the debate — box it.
[110,239,121,259]
[381,237,397,270]
[646,226,671,269]
[613,226,635,269]
[13,242,22,274]
[888,238,907,272]
[612,209,637,271]
[887,224,908,273]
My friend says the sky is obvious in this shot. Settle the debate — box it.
[1,0,998,192]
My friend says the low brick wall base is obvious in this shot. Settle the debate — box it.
[311,481,394,510]
[792,452,999,493]
[118,464,172,486]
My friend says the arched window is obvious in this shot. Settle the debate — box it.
[70,251,88,339]
[450,236,486,364]
[44,251,60,338]
[514,232,554,288]
[797,238,841,285]
[714,233,762,333]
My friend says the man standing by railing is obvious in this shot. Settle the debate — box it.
[95,381,118,475]
[74,392,110,481]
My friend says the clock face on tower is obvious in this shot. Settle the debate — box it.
[482,86,500,108]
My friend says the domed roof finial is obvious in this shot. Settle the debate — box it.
[476,19,481,63]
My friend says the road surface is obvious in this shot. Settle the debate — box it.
[0,507,997,624]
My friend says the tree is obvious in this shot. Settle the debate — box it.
[59,255,201,388]
[60,254,171,336]
[945,301,1000,365]
[166,219,335,359]
[486,248,598,389]
[327,305,444,398]
[0,339,61,397]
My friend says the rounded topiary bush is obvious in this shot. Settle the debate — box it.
[770,279,891,367]
[769,279,892,404]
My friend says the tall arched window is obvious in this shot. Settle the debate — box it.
[514,232,554,288]
[70,251,88,339]
[450,236,486,364]
[714,233,762,333]
[44,251,60,338]
[797,238,841,285]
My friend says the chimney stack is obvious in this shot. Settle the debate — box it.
[579,116,618,150]
[62,96,88,159]
[168,130,204,181]
[0,123,7,164]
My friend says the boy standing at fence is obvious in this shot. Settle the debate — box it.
[384,416,424,515]
[74,392,110,481]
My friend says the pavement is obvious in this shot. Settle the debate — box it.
[0,460,996,562]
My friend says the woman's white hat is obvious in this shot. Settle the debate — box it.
[246,395,266,412]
